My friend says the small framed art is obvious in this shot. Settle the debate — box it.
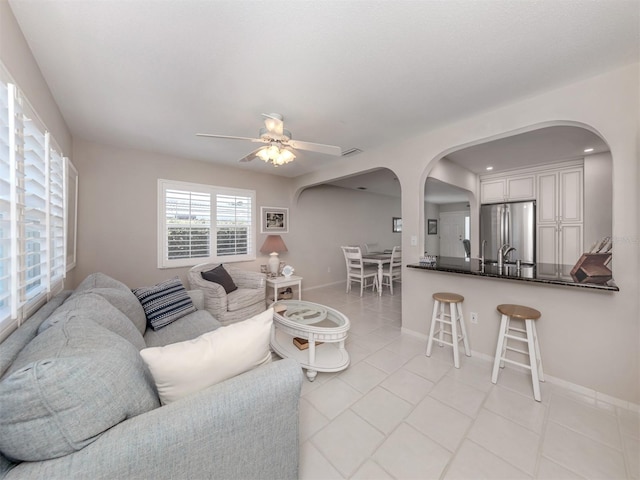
[428,219,438,235]
[261,206,289,233]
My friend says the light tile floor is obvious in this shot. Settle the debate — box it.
[285,283,640,480]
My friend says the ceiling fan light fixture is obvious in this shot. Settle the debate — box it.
[256,144,296,166]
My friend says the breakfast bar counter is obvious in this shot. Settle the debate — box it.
[407,257,619,292]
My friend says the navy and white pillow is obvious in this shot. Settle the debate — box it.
[133,277,196,330]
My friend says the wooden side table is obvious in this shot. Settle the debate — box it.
[266,275,303,301]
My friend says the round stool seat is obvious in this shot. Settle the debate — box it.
[497,304,541,320]
[433,292,464,303]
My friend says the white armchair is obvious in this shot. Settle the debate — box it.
[188,263,267,326]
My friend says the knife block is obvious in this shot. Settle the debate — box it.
[570,253,612,284]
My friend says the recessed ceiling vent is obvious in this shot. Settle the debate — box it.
[341,148,363,157]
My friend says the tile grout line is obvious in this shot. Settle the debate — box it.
[532,384,555,478]
[615,406,632,479]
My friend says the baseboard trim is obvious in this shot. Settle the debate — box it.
[302,280,345,291]
[400,327,640,413]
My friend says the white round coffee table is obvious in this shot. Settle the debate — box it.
[270,300,350,381]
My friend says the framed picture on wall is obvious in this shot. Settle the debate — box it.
[428,218,438,235]
[261,206,289,233]
[392,217,402,232]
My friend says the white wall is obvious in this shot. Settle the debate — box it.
[584,152,613,248]
[0,1,71,154]
[293,185,401,288]
[293,64,639,404]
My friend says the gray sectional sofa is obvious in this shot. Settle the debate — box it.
[0,273,302,480]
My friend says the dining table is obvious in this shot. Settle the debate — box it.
[361,250,396,296]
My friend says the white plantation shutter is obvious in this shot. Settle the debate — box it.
[0,65,71,339]
[0,81,11,326]
[48,138,65,284]
[165,188,211,261]
[215,192,252,257]
[18,96,48,303]
[158,180,256,268]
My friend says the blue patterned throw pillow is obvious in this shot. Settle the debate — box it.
[133,277,196,330]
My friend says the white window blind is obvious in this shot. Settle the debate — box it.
[47,138,65,283]
[158,180,256,268]
[0,66,69,339]
[216,193,251,257]
[18,93,48,303]
[0,81,11,324]
[165,188,211,261]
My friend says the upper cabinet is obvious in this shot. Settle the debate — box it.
[537,167,583,224]
[480,174,535,203]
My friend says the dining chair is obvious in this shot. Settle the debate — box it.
[462,239,471,258]
[363,243,379,254]
[381,246,402,295]
[341,246,379,296]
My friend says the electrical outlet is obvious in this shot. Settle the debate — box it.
[471,312,478,324]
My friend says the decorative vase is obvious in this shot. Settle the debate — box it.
[268,253,280,276]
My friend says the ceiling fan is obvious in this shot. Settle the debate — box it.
[197,113,342,166]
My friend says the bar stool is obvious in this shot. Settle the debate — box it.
[491,304,544,401]
[425,292,470,368]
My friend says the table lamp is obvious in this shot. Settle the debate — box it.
[260,235,288,275]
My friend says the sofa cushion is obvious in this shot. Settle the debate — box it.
[133,277,196,331]
[143,309,222,348]
[71,287,147,335]
[140,308,273,405]
[0,317,159,462]
[201,264,238,294]
[39,293,146,350]
[74,271,132,293]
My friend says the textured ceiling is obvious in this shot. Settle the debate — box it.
[8,0,639,178]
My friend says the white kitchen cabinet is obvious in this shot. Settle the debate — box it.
[480,179,506,203]
[480,174,535,203]
[536,166,584,268]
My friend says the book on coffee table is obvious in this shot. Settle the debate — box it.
[293,337,323,350]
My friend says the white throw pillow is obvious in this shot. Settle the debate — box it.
[140,308,273,405]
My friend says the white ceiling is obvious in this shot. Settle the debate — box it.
[8,0,638,180]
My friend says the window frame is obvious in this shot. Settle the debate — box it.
[157,179,256,269]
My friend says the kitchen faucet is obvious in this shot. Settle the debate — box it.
[498,244,516,267]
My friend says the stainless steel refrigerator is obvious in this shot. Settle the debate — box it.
[480,201,536,264]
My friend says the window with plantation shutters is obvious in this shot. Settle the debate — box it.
[0,65,70,340]
[158,180,256,268]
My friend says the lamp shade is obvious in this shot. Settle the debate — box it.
[260,235,288,254]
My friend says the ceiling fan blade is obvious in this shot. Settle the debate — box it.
[261,113,284,136]
[238,147,267,163]
[196,133,265,143]
[287,139,342,156]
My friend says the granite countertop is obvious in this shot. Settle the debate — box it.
[407,257,619,292]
